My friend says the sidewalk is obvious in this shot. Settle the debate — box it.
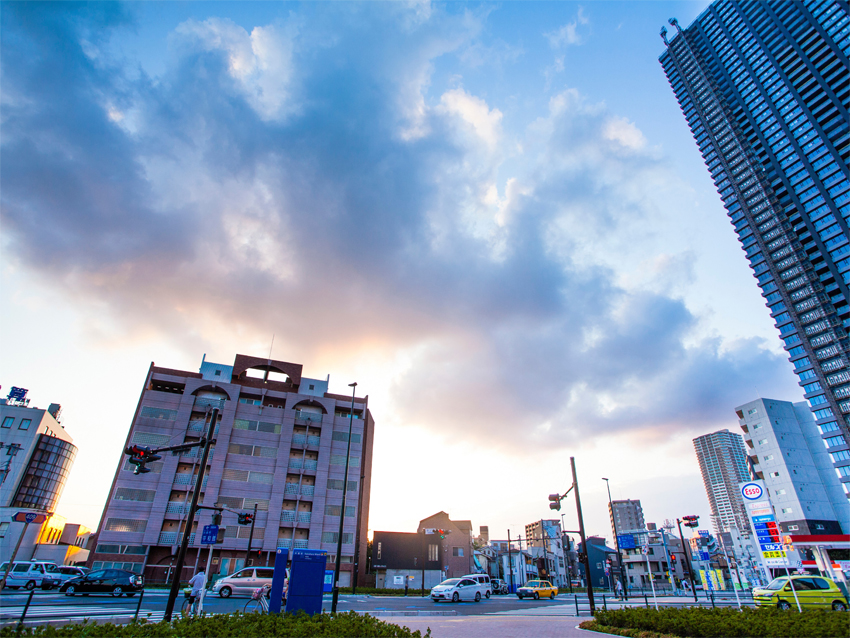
[387,615,606,638]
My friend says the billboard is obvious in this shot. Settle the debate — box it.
[739,480,788,567]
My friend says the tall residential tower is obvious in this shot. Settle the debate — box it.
[693,430,752,537]
[660,0,850,495]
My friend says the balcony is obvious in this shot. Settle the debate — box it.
[303,459,318,471]
[158,532,195,545]
[289,459,303,470]
[293,539,309,549]
[195,397,225,409]
[292,434,307,446]
[281,510,297,523]
[284,483,299,496]
[306,436,321,447]
[277,539,292,549]
[297,513,312,524]
[173,474,209,489]
[180,447,215,460]
[301,486,315,497]
[165,502,190,515]
[294,411,323,426]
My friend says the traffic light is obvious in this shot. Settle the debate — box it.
[212,512,222,526]
[671,554,677,564]
[577,552,587,564]
[238,512,254,525]
[436,529,450,539]
[124,445,162,475]
[216,527,226,543]
[548,494,561,511]
[682,515,700,528]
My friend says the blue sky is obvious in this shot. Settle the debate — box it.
[1,1,802,541]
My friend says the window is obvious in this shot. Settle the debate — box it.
[19,419,31,430]
[776,489,786,495]
[769,471,780,478]
[214,370,221,376]
[428,544,438,561]
[758,439,768,445]
[0,522,8,538]
[452,547,464,557]
[781,507,793,514]
[748,408,759,415]
[764,455,774,461]
[1,417,13,428]
[824,435,847,448]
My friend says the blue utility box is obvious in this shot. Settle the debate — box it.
[280,549,327,615]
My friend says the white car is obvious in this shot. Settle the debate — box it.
[0,561,60,590]
[430,577,485,603]
[211,567,276,598]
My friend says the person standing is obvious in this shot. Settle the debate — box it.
[615,579,624,600]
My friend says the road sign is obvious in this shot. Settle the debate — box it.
[700,551,710,561]
[13,512,47,524]
[618,534,636,549]
[698,529,709,538]
[201,524,219,545]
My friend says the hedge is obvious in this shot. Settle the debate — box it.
[586,606,848,638]
[0,611,431,638]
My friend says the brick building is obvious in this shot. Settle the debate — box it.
[88,354,374,586]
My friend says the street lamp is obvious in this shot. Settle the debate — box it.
[331,382,358,613]
[601,478,628,600]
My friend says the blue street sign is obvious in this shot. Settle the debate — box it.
[201,524,219,545]
[617,534,636,550]
[700,551,710,561]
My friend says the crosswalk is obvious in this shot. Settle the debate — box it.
[1,604,165,624]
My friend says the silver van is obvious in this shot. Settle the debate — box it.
[0,561,60,590]
[462,573,491,598]
[210,567,276,598]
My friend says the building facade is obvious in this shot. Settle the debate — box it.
[693,430,752,537]
[524,519,567,586]
[1,391,78,563]
[417,512,474,579]
[609,500,646,537]
[88,354,374,586]
[660,0,850,493]
[735,397,848,533]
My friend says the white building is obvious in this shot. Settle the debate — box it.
[693,430,752,538]
[736,398,848,535]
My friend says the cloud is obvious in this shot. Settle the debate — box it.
[546,6,590,48]
[1,3,797,455]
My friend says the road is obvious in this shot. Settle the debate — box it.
[0,589,754,627]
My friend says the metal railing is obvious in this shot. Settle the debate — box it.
[165,502,190,515]
[297,513,312,524]
[1,589,148,627]
[295,411,323,425]
[281,510,297,522]
[173,474,209,488]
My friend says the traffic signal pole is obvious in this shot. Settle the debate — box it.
[331,382,357,613]
[163,407,218,622]
[570,457,595,613]
[244,502,258,564]
[676,518,698,602]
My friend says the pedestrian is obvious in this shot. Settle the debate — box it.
[282,575,289,607]
[187,569,206,614]
[615,579,624,600]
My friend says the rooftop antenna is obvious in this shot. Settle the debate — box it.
[268,334,275,364]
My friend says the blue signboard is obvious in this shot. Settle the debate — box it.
[285,549,327,616]
[201,525,219,545]
[617,534,636,550]
[324,569,334,593]
[752,515,775,524]
[700,551,710,561]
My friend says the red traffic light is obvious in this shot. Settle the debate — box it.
[238,513,254,525]
[548,494,561,511]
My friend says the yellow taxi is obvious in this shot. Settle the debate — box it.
[516,580,558,600]
[753,575,848,611]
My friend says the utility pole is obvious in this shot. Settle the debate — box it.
[602,478,628,600]
[676,518,698,602]
[331,382,358,613]
[163,407,219,622]
[507,530,514,594]
[244,502,258,564]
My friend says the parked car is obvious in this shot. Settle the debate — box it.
[41,566,89,590]
[517,579,558,600]
[753,575,848,611]
[430,578,486,603]
[60,569,144,597]
[462,573,492,598]
[0,561,60,590]
[211,567,276,598]
[491,578,509,595]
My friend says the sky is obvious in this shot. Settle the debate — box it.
[1,1,804,546]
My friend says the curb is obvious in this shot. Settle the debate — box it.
[359,610,458,617]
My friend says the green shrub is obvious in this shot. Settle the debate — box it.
[593,606,848,638]
[0,611,430,638]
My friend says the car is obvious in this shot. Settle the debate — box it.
[462,573,492,598]
[753,575,848,611]
[430,577,486,603]
[491,578,509,595]
[517,579,558,600]
[211,567,276,598]
[41,566,89,590]
[60,568,144,597]
[0,561,60,590]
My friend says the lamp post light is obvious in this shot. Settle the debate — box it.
[330,382,358,613]
[602,478,628,600]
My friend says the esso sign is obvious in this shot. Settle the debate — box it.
[741,483,763,500]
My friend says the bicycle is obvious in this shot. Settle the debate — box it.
[243,584,271,614]
[181,588,200,618]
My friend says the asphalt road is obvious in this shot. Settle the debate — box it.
[0,588,754,627]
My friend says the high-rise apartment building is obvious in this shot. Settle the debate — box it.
[89,354,374,586]
[693,430,752,537]
[609,499,646,535]
[660,0,850,495]
[736,397,848,533]
[1,390,78,561]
